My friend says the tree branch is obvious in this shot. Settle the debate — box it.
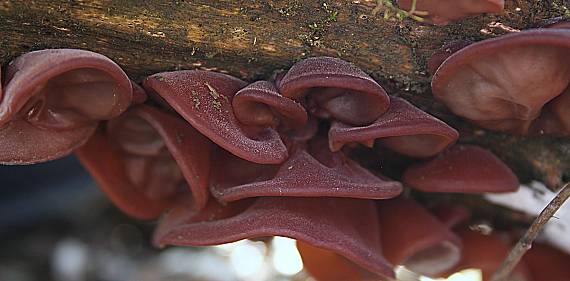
[491,182,570,281]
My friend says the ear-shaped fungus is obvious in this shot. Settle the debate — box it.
[76,105,211,219]
[431,29,570,136]
[397,0,505,25]
[402,145,519,193]
[209,136,402,202]
[441,230,531,281]
[329,96,458,157]
[377,198,462,276]
[143,71,288,164]
[523,243,570,281]
[0,49,132,164]
[431,204,472,228]
[278,56,390,126]
[232,80,308,130]
[297,241,380,281]
[154,197,395,280]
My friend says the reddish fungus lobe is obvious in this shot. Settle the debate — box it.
[0,49,132,164]
[441,229,531,281]
[431,204,472,228]
[143,70,288,164]
[329,96,458,158]
[523,243,570,281]
[432,29,570,136]
[77,105,212,219]
[297,241,379,281]
[209,136,402,202]
[278,56,390,126]
[378,198,461,276]
[232,80,308,129]
[403,145,519,193]
[397,0,505,25]
[155,197,395,280]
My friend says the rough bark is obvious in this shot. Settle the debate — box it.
[0,0,569,190]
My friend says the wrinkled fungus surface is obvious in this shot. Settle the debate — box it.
[1,51,531,280]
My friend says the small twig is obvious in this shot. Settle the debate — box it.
[490,182,570,281]
[371,0,427,22]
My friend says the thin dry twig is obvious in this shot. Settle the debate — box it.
[371,0,428,22]
[490,182,570,281]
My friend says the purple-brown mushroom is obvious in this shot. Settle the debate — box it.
[402,145,519,193]
[154,196,395,280]
[377,198,462,276]
[440,229,531,281]
[397,0,504,25]
[329,96,458,157]
[76,105,212,219]
[232,80,308,132]
[523,243,570,281]
[2,50,544,280]
[209,136,402,202]
[297,241,380,281]
[278,56,390,126]
[143,70,288,164]
[431,29,570,136]
[0,49,132,164]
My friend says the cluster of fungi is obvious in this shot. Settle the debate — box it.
[1,1,570,281]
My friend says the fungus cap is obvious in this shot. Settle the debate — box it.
[278,56,390,126]
[432,29,570,136]
[402,145,519,193]
[0,49,132,164]
[144,70,288,164]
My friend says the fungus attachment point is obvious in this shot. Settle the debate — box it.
[432,29,570,136]
[403,145,519,193]
[378,198,462,276]
[397,0,505,25]
[209,137,402,202]
[154,197,395,280]
[329,97,458,158]
[0,49,133,164]
[143,71,288,164]
[76,105,212,219]
[278,57,390,126]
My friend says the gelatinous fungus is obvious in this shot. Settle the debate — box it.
[431,29,570,136]
[403,145,519,193]
[329,96,458,157]
[278,56,390,126]
[378,198,462,276]
[76,105,211,219]
[209,136,403,202]
[523,243,570,281]
[143,70,288,164]
[0,50,536,281]
[155,197,395,280]
[0,49,132,164]
[441,229,531,281]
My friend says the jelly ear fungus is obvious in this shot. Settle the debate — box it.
[431,29,570,136]
[76,105,212,219]
[0,49,133,164]
[143,71,289,164]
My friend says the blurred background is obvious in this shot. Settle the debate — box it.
[0,157,483,281]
